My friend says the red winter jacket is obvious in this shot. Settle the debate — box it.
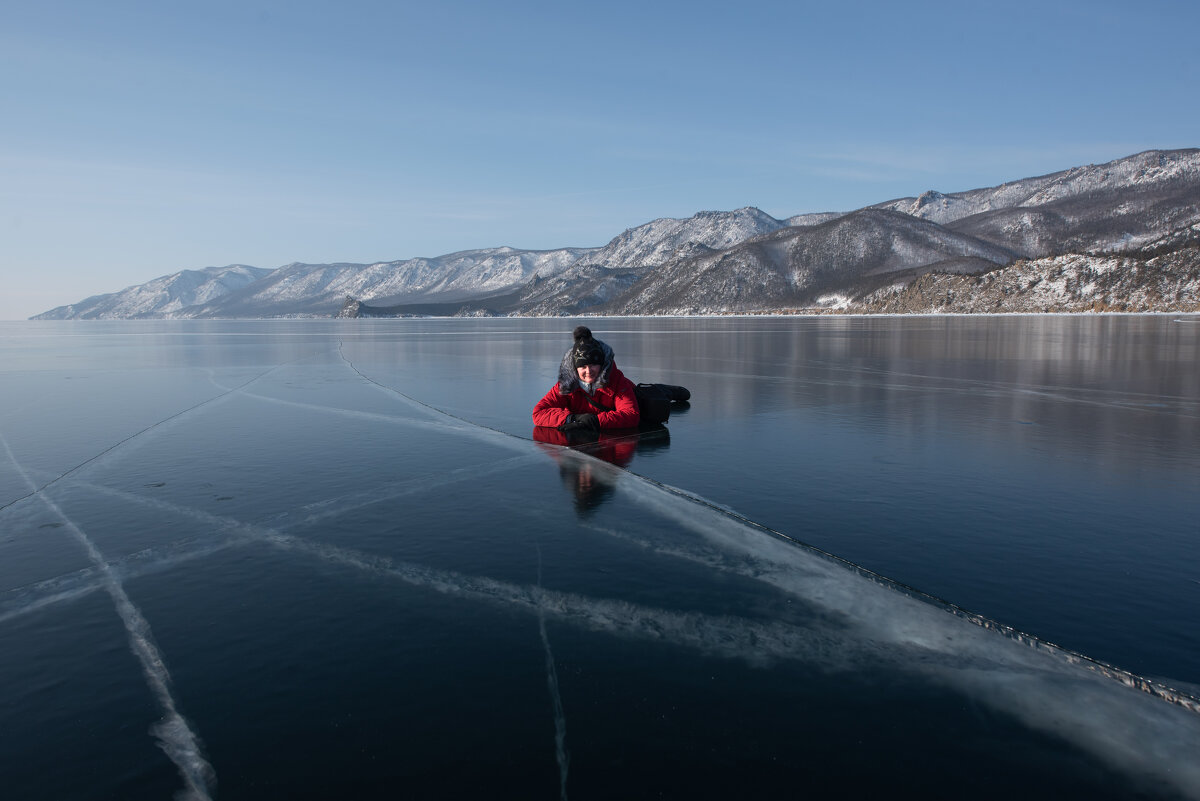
[531,365,641,430]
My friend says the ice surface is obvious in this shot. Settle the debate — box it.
[1,318,1198,800]
[0,434,215,801]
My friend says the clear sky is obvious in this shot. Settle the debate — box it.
[2,0,1197,320]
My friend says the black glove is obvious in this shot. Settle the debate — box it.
[558,412,599,432]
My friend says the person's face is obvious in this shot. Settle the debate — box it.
[576,363,601,384]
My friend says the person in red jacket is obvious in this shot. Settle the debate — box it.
[532,326,641,431]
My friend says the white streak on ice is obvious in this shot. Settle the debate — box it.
[336,341,532,452]
[30,476,874,668]
[1,532,249,624]
[282,453,543,530]
[0,362,289,515]
[0,434,215,801]
[5,417,1200,797]
[215,386,467,435]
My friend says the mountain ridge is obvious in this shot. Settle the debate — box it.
[32,148,1200,319]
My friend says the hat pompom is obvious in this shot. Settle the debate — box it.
[573,325,593,343]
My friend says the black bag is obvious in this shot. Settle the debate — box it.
[635,383,674,424]
[582,382,689,426]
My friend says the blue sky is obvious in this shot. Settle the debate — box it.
[2,0,1197,319]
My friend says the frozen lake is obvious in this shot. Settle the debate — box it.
[1,316,1198,800]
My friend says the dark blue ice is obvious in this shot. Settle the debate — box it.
[1,316,1198,800]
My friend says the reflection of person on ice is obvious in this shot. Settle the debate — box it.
[531,427,636,514]
[532,326,640,431]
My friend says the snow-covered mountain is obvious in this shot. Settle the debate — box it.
[873,149,1200,224]
[35,208,790,319]
[180,248,597,318]
[588,209,1017,315]
[849,248,1200,314]
[32,149,1200,319]
[875,149,1200,257]
[33,265,272,320]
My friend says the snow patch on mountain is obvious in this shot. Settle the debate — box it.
[584,207,786,269]
[786,212,845,227]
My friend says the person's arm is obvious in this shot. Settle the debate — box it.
[596,379,640,429]
[532,385,572,428]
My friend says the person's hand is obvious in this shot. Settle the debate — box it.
[559,413,599,432]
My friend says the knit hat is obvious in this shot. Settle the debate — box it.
[572,326,605,367]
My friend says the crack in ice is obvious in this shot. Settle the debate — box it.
[0,433,216,801]
[537,546,570,801]
[0,361,291,515]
